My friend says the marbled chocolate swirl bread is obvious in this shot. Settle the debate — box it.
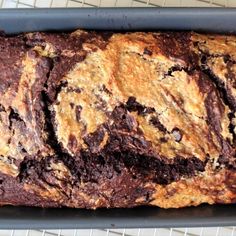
[0,30,236,208]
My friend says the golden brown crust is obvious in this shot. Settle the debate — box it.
[0,30,236,208]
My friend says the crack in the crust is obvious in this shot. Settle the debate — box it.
[125,97,172,134]
[198,52,236,144]
[204,69,236,143]
[192,42,236,139]
[158,65,196,82]
[194,41,236,63]
[9,107,25,130]
[201,66,233,108]
[53,80,68,102]
[41,84,75,198]
[184,111,205,121]
[127,50,193,79]
[125,96,155,116]
[163,65,189,78]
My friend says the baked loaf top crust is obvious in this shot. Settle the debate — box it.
[0,30,236,208]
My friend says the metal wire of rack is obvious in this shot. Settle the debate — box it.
[1,0,236,8]
[0,228,235,236]
[0,0,235,235]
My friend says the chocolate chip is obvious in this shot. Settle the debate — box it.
[201,55,207,65]
[70,102,75,109]
[171,128,182,142]
[223,55,230,64]
[67,87,81,93]
[143,107,155,114]
[143,48,152,56]
[126,97,137,110]
[150,116,167,133]
[74,88,82,93]
[126,96,155,115]
[75,105,82,122]
[101,84,112,95]
[160,137,168,143]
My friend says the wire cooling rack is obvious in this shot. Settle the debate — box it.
[0,0,235,235]
[0,228,235,236]
[1,0,236,8]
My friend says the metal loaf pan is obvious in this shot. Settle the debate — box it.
[0,7,235,229]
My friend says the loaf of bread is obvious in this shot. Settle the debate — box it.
[0,30,236,208]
